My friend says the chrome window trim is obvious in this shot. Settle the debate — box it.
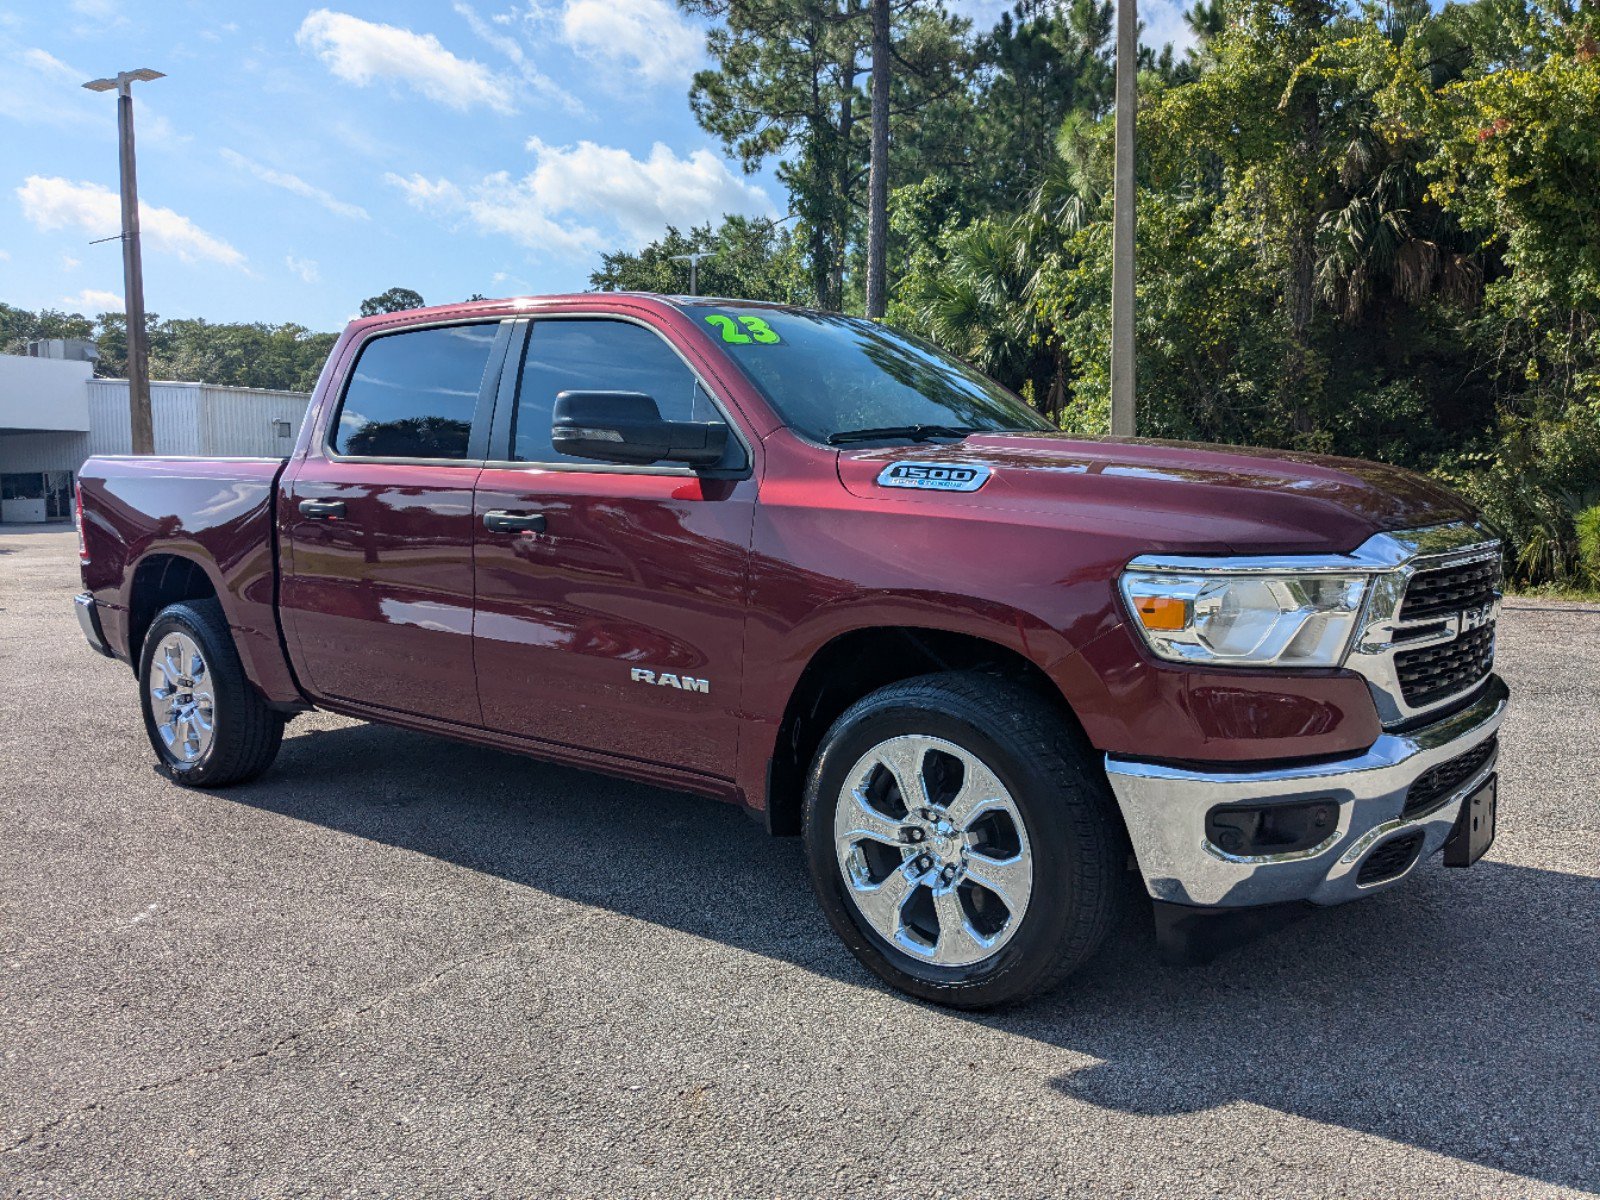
[479,459,698,478]
[1124,520,1502,726]
[319,456,486,469]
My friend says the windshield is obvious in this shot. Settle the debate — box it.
[691,306,1054,444]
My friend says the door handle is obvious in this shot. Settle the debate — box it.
[298,498,346,520]
[483,509,547,535]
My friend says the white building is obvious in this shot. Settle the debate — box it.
[0,353,310,522]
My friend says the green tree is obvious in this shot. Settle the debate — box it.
[0,303,97,353]
[589,215,813,303]
[684,0,971,311]
[359,287,426,316]
[972,0,1115,209]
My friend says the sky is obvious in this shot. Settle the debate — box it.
[0,0,1194,333]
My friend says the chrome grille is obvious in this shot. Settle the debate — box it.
[1395,624,1496,707]
[1340,523,1502,727]
[1357,831,1425,885]
[1400,557,1502,622]
[1402,734,1497,819]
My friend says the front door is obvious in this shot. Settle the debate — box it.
[280,319,509,725]
[472,316,756,779]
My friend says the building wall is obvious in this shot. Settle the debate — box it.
[86,380,310,458]
[87,381,205,457]
[201,387,311,457]
[0,370,310,521]
[0,430,91,474]
[0,356,92,432]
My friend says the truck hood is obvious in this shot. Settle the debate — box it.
[835,433,1476,556]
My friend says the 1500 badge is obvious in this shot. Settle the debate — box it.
[876,461,992,492]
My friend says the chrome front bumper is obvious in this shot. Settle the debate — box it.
[1105,675,1507,908]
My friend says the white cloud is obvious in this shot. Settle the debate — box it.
[135,108,188,148]
[220,148,369,220]
[387,169,599,258]
[286,255,321,283]
[454,2,583,114]
[61,287,123,312]
[67,0,126,28]
[0,48,96,129]
[0,249,10,261]
[15,176,247,270]
[296,9,517,113]
[21,48,80,79]
[553,0,702,87]
[62,255,81,269]
[386,173,466,209]
[386,138,776,260]
[1139,0,1198,53]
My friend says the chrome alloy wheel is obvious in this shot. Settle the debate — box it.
[148,631,216,764]
[833,735,1034,968]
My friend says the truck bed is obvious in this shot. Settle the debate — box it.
[77,455,302,706]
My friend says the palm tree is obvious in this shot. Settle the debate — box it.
[904,112,1107,419]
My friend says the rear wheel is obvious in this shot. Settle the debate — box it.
[139,600,284,787]
[803,672,1125,1008]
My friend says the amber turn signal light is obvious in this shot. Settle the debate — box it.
[1135,595,1189,631]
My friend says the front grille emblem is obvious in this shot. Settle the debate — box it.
[1456,603,1495,636]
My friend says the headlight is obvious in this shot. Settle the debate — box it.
[1119,565,1370,668]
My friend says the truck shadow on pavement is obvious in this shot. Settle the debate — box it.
[242,719,1599,1193]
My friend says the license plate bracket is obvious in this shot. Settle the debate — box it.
[1444,773,1497,868]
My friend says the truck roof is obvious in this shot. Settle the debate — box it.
[345,292,814,336]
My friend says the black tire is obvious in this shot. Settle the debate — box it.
[138,599,284,788]
[803,671,1126,1009]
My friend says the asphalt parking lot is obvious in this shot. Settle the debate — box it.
[2,525,1597,1199]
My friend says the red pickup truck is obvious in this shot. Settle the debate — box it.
[75,294,1507,1006]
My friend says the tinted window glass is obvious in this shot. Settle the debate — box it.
[513,319,717,463]
[693,307,1052,443]
[332,323,498,459]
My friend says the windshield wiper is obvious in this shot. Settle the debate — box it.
[826,424,978,445]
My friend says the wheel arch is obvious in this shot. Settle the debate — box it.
[760,623,1098,836]
[125,551,223,669]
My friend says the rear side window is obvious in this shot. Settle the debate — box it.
[331,323,499,459]
[512,319,718,463]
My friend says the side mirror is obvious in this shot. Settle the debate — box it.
[551,391,729,468]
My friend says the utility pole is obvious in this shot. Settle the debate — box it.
[83,68,164,456]
[1110,0,1137,437]
[864,0,891,318]
[670,251,716,297]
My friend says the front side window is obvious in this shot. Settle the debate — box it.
[331,323,499,459]
[691,307,1053,444]
[512,319,718,463]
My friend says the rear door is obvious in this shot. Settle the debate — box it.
[280,318,511,724]
[472,314,757,779]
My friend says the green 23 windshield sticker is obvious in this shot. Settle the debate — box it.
[705,314,781,345]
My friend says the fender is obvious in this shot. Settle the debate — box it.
[732,588,1117,813]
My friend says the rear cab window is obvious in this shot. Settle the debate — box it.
[330,323,501,460]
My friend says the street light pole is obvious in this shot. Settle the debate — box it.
[1110,0,1137,437]
[83,68,164,456]
[670,251,715,297]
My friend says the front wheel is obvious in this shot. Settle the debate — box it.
[803,672,1126,1008]
[139,599,284,788]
